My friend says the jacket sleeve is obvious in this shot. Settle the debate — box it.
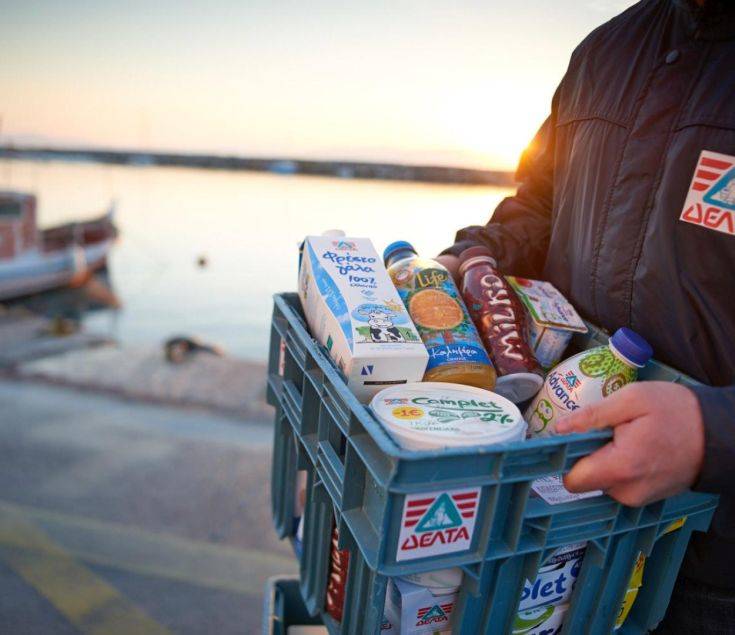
[441,85,561,278]
[690,384,735,494]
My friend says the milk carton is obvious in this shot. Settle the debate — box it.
[519,543,586,611]
[505,277,587,370]
[298,236,428,402]
[383,570,461,635]
[513,603,568,635]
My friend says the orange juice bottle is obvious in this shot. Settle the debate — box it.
[383,241,496,390]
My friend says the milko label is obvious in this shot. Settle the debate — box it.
[397,487,480,561]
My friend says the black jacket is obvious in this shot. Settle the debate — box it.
[444,0,735,589]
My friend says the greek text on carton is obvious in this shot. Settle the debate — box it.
[298,236,428,403]
[396,487,480,561]
[384,577,457,634]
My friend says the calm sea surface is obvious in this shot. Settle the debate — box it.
[0,159,512,360]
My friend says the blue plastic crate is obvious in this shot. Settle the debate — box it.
[263,575,325,635]
[268,292,718,634]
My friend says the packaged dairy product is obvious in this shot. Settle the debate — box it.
[519,543,586,611]
[384,571,461,635]
[628,551,646,590]
[458,246,543,403]
[505,277,588,370]
[526,327,653,437]
[324,525,350,622]
[383,241,496,390]
[294,515,304,557]
[370,383,526,451]
[402,567,464,596]
[664,517,686,535]
[298,229,345,281]
[614,550,647,630]
[298,235,428,402]
[614,588,639,630]
[513,603,568,635]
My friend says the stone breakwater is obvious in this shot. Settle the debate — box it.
[15,346,272,422]
[0,307,272,422]
[0,146,516,186]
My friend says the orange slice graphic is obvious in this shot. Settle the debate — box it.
[409,289,463,330]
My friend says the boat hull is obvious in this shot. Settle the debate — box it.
[0,239,114,300]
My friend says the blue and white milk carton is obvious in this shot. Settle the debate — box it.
[383,569,461,634]
[298,235,428,402]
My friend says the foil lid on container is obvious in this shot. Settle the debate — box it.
[370,382,526,451]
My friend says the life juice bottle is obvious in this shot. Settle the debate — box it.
[525,327,653,437]
[458,245,544,403]
[383,241,496,390]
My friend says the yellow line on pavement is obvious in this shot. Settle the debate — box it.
[0,500,296,596]
[0,504,170,635]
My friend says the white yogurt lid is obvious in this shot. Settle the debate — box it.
[401,567,463,595]
[370,382,526,451]
[493,373,544,404]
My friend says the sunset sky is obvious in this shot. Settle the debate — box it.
[2,1,634,170]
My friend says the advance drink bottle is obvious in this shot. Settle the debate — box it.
[525,327,653,437]
[384,241,496,390]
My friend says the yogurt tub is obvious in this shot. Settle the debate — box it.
[493,372,544,405]
[401,566,463,595]
[370,382,527,451]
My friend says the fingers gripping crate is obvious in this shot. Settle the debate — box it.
[267,293,719,634]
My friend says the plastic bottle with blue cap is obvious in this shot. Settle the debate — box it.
[384,240,497,390]
[525,327,653,437]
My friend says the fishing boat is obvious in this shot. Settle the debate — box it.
[0,191,118,301]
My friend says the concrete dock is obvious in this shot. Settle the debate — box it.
[0,379,294,634]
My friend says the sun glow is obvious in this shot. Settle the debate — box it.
[436,81,549,170]
[1,2,630,170]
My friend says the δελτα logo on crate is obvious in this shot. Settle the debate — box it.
[680,150,735,236]
[415,603,454,627]
[397,488,480,561]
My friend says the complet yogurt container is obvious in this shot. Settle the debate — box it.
[370,382,527,451]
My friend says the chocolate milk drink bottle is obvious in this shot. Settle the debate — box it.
[384,241,496,390]
[458,245,544,403]
[526,327,653,437]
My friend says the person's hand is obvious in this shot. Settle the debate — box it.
[435,254,460,282]
[556,382,705,507]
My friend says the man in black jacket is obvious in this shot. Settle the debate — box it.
[438,0,734,631]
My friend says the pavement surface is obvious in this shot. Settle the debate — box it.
[15,346,271,422]
[0,309,111,368]
[0,379,296,634]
